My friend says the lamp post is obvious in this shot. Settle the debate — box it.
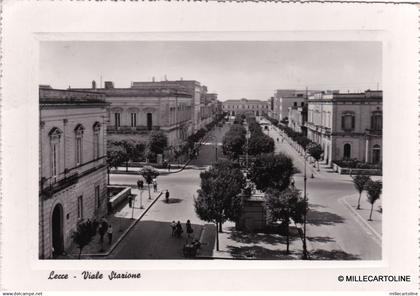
[302,148,309,260]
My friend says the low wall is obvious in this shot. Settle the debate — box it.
[108,186,131,209]
[332,163,382,176]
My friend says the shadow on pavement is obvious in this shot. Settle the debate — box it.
[228,226,299,246]
[310,249,360,260]
[307,209,345,226]
[109,220,215,259]
[307,236,335,243]
[227,245,297,260]
[160,198,183,204]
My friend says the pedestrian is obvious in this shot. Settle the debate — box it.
[186,220,193,238]
[170,221,176,236]
[140,180,144,190]
[98,220,107,243]
[107,224,113,245]
[168,163,171,172]
[153,178,158,192]
[291,178,295,188]
[175,221,183,238]
[165,190,170,203]
[137,179,141,189]
[128,195,133,208]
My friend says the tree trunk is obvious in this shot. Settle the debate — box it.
[215,222,219,251]
[148,184,151,200]
[369,203,374,221]
[357,192,362,210]
[126,161,128,172]
[78,248,82,259]
[218,222,223,233]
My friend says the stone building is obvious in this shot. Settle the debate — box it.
[39,87,109,259]
[288,105,307,134]
[222,98,269,116]
[305,90,382,166]
[74,81,196,148]
[270,89,323,122]
[131,80,218,133]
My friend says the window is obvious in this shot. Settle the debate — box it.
[371,111,382,131]
[341,112,355,131]
[77,195,83,219]
[114,113,121,129]
[49,127,62,180]
[93,122,101,159]
[131,113,137,127]
[74,124,84,165]
[95,185,100,209]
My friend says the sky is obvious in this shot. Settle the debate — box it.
[39,41,382,101]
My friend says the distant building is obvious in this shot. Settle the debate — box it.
[222,98,269,116]
[270,89,325,122]
[288,105,307,135]
[39,87,108,259]
[305,90,382,166]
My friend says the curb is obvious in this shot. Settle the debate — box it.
[340,195,381,241]
[81,191,163,258]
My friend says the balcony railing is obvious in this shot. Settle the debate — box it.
[40,156,106,198]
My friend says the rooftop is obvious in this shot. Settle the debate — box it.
[39,87,107,105]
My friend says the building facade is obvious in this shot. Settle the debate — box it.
[305,90,382,166]
[131,80,218,133]
[288,105,307,134]
[39,87,109,259]
[222,98,269,116]
[74,81,198,148]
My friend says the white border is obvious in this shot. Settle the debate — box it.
[1,1,418,291]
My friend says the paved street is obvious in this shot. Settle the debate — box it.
[108,121,381,260]
[108,126,231,259]
[264,124,381,260]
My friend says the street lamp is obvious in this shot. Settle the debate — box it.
[302,148,310,260]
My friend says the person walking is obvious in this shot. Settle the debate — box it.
[175,221,183,238]
[165,190,170,203]
[170,221,176,236]
[186,220,193,238]
[128,195,133,208]
[153,178,158,192]
[107,224,113,245]
[168,164,171,172]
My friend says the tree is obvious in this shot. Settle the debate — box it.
[248,134,275,155]
[72,221,93,259]
[249,153,295,192]
[194,160,246,235]
[148,131,168,156]
[265,188,306,254]
[351,174,371,210]
[307,143,323,171]
[366,180,382,221]
[139,166,160,199]
[222,124,246,160]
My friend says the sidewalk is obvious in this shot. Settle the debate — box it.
[212,221,305,260]
[342,192,382,237]
[66,188,162,258]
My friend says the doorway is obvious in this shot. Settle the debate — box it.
[147,113,153,130]
[52,204,64,257]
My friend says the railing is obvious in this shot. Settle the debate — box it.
[40,157,106,197]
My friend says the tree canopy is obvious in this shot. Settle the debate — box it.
[222,124,246,160]
[195,160,246,230]
[366,180,382,221]
[148,131,168,155]
[249,153,295,192]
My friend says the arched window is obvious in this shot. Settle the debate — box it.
[343,143,351,159]
[371,111,382,131]
[49,127,62,180]
[372,144,381,164]
[341,111,355,131]
[93,122,101,159]
[74,124,84,165]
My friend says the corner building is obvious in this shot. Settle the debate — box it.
[305,90,382,166]
[39,87,109,259]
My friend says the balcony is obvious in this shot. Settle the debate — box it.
[107,126,159,134]
[365,129,382,136]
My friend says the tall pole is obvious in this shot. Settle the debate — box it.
[302,148,308,259]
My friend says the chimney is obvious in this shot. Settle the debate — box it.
[92,80,96,90]
[104,81,114,89]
